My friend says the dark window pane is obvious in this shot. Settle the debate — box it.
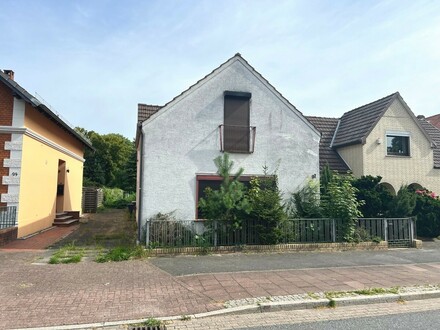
[387,135,409,156]
[224,94,250,153]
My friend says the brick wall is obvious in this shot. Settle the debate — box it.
[0,82,13,126]
[0,82,13,206]
[0,227,17,247]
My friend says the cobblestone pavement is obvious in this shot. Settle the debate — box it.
[3,247,440,329]
[166,297,440,330]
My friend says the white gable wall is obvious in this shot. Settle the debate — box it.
[140,59,319,226]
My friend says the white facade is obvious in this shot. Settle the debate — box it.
[138,56,320,228]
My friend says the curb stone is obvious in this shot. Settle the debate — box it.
[11,289,440,330]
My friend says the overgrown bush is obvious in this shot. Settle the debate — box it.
[289,178,322,218]
[413,189,440,237]
[199,154,251,230]
[321,172,364,241]
[352,176,393,218]
[387,185,416,217]
[247,175,286,244]
[103,188,135,209]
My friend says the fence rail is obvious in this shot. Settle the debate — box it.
[0,206,17,230]
[145,217,415,248]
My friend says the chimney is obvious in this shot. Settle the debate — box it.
[3,70,14,80]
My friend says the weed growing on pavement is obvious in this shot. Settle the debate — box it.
[307,292,320,299]
[328,299,336,308]
[141,318,162,326]
[180,315,191,321]
[353,287,399,295]
[95,245,149,262]
[49,243,84,264]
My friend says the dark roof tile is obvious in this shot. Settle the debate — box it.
[418,118,440,168]
[332,93,398,147]
[138,104,162,123]
[306,116,350,173]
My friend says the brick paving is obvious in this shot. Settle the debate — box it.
[1,223,440,329]
[2,248,440,329]
[1,225,79,251]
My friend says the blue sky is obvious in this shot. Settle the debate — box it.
[1,0,440,139]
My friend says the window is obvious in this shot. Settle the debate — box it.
[386,135,410,156]
[223,91,251,153]
[196,175,252,219]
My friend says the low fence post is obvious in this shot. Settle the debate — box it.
[409,217,414,242]
[383,218,388,242]
[214,220,218,247]
[331,219,336,243]
[145,219,150,247]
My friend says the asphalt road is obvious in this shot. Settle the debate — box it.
[150,239,440,276]
[238,309,440,329]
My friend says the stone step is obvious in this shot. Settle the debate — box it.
[53,218,79,226]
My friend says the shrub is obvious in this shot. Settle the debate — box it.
[413,189,440,237]
[199,154,251,230]
[321,172,364,241]
[289,178,322,218]
[387,185,416,217]
[352,175,393,218]
[247,175,287,244]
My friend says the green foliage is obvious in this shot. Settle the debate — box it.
[321,172,364,241]
[76,128,136,192]
[247,175,287,244]
[320,163,333,195]
[352,176,394,218]
[49,243,84,264]
[198,153,251,229]
[102,188,135,209]
[413,189,440,237]
[289,178,322,218]
[388,185,416,217]
[95,245,148,263]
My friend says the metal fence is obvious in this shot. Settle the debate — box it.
[145,217,415,248]
[0,206,17,230]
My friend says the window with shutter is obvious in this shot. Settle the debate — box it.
[223,91,251,153]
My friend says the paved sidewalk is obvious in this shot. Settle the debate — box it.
[2,248,440,329]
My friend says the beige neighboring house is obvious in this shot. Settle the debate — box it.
[307,92,440,195]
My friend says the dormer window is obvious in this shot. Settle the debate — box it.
[220,91,255,153]
[386,133,410,156]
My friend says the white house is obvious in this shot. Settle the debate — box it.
[135,54,320,241]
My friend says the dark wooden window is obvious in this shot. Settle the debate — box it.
[224,91,251,153]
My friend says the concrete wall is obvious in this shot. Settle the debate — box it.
[139,58,320,226]
[362,99,440,193]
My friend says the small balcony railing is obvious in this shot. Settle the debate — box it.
[0,206,17,230]
[219,125,256,153]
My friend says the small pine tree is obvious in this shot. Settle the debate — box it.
[198,153,251,229]
[248,175,287,244]
[387,185,416,217]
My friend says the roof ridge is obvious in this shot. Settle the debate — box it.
[342,92,399,116]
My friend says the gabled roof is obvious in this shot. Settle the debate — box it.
[332,93,398,148]
[306,116,350,173]
[427,114,440,129]
[418,117,440,168]
[138,53,320,137]
[0,70,93,149]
